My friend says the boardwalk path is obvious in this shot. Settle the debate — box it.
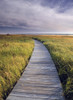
[7,40,64,100]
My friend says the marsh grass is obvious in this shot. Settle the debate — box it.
[0,35,34,100]
[33,35,73,100]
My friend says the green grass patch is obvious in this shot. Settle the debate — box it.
[0,35,34,100]
[33,35,73,100]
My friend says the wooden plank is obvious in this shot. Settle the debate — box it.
[6,40,65,100]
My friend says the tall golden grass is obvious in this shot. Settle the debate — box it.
[33,35,73,100]
[0,35,34,100]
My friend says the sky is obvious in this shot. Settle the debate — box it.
[0,0,73,34]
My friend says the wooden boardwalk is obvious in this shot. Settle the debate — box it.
[6,40,65,100]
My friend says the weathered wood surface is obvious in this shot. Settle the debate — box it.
[6,40,65,100]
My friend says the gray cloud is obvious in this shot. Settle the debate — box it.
[0,0,73,33]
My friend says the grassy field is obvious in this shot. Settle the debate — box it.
[0,35,34,100]
[33,35,73,100]
[0,34,73,100]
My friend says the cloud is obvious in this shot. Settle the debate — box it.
[0,0,73,33]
